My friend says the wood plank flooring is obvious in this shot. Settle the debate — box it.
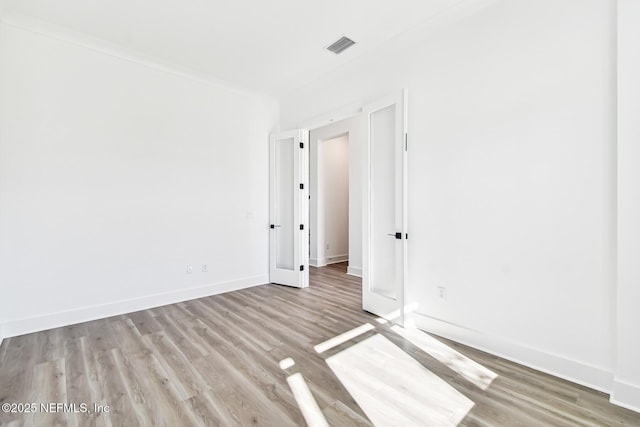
[0,262,638,426]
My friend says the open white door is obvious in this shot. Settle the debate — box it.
[362,90,408,323]
[269,130,309,288]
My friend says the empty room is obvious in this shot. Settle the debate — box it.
[1,0,639,426]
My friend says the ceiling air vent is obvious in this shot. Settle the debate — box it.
[326,36,355,54]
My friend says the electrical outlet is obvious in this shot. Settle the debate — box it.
[437,286,446,300]
[187,265,193,274]
[202,264,208,273]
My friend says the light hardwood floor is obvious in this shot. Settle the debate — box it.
[1,263,639,426]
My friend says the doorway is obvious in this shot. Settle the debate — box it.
[308,115,362,278]
[310,133,349,269]
[269,90,407,323]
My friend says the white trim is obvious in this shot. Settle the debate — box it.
[611,378,640,413]
[347,266,363,277]
[0,275,268,338]
[412,312,614,394]
[0,14,272,100]
[311,255,348,267]
[298,103,363,130]
[300,130,310,287]
[310,258,325,267]
[325,255,349,265]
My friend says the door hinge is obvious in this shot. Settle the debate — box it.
[300,142,304,149]
[406,233,408,239]
[300,183,304,190]
[405,133,408,151]
[300,265,304,271]
[300,224,304,230]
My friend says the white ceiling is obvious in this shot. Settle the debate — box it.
[0,0,461,96]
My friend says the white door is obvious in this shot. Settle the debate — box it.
[362,90,407,323]
[269,130,309,288]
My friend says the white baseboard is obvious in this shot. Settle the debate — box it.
[347,266,362,277]
[0,274,268,339]
[411,312,613,395]
[611,378,640,413]
[326,254,348,265]
[310,258,325,267]
[311,255,348,267]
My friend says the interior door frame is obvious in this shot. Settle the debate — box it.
[304,109,362,273]
[362,89,408,325]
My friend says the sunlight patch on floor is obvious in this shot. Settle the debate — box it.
[286,373,329,427]
[325,333,474,427]
[279,357,295,370]
[390,325,498,390]
[314,323,375,354]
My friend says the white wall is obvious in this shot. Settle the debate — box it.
[614,0,640,412]
[309,117,363,275]
[322,135,349,263]
[282,0,619,396]
[0,20,278,337]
